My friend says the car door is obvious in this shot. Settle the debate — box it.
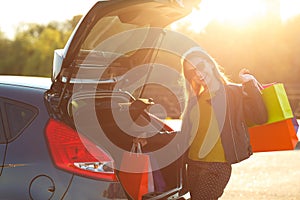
[0,103,7,176]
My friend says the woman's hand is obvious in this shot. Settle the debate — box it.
[133,137,148,147]
[239,68,256,83]
[239,68,262,90]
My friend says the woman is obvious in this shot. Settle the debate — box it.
[180,47,268,200]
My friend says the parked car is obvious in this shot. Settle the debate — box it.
[0,76,120,199]
[0,0,202,199]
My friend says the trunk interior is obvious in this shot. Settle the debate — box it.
[46,85,186,199]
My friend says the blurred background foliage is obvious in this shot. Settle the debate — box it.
[0,15,82,77]
[176,15,300,84]
[0,14,299,85]
[1,13,300,117]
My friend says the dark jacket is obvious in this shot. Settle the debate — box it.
[182,80,268,164]
[220,80,268,164]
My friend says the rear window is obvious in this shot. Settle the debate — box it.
[72,15,151,79]
[0,98,38,141]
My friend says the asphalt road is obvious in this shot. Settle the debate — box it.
[221,150,300,200]
[164,119,300,199]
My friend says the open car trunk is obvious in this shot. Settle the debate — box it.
[45,0,202,199]
[46,86,188,199]
[67,90,187,199]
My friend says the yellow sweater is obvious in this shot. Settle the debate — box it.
[188,91,227,162]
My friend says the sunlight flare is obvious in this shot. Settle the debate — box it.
[171,0,300,33]
[280,0,300,22]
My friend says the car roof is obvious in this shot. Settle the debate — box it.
[0,75,52,90]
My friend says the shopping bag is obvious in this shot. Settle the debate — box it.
[260,83,293,124]
[249,118,299,152]
[292,116,299,133]
[118,143,154,200]
[149,156,166,193]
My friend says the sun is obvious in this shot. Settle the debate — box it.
[203,0,267,23]
[171,0,300,33]
[280,0,300,22]
[171,0,268,33]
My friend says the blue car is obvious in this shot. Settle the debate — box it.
[0,0,202,199]
[0,76,119,199]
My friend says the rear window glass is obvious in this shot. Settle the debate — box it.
[4,100,37,141]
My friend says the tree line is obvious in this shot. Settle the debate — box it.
[0,15,82,77]
[178,15,300,84]
[0,14,300,85]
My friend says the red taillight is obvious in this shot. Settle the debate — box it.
[45,119,117,181]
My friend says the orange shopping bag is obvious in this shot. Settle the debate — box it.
[249,118,299,152]
[118,143,154,200]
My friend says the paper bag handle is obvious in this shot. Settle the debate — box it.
[130,142,142,154]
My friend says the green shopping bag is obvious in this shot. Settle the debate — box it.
[261,83,293,124]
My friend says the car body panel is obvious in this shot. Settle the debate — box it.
[0,76,118,199]
[0,105,6,176]
[0,146,5,178]
[0,77,68,199]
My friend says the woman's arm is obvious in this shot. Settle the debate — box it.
[242,79,268,125]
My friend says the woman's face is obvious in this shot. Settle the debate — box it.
[184,59,215,88]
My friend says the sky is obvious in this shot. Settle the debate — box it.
[1,0,300,39]
[0,0,99,39]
